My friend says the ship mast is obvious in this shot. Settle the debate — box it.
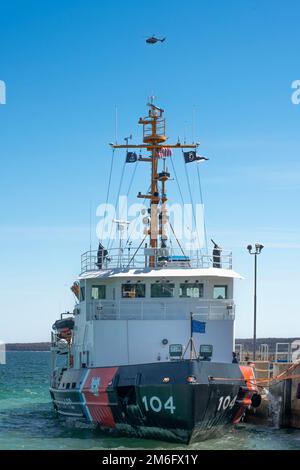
[112,101,197,267]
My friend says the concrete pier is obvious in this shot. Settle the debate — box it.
[289,364,300,428]
[246,362,300,428]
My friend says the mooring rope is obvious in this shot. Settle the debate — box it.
[209,363,300,389]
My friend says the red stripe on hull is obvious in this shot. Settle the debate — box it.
[82,367,118,428]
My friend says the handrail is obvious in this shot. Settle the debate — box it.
[87,298,235,321]
[80,247,233,274]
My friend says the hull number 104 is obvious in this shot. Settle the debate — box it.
[217,395,237,411]
[142,396,176,414]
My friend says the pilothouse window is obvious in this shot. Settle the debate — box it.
[180,283,203,298]
[91,285,106,300]
[213,285,228,300]
[80,286,85,302]
[151,283,175,298]
[122,284,145,298]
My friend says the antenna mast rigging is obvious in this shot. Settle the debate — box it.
[111,102,198,267]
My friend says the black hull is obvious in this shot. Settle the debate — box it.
[50,360,257,444]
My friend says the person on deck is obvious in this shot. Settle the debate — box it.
[211,239,222,268]
[96,242,108,269]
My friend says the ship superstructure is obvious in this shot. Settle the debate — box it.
[50,102,260,443]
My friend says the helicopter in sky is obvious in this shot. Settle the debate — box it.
[146,35,166,44]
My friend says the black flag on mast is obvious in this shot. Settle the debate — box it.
[183,151,209,164]
[126,151,138,163]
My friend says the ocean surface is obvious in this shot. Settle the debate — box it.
[0,351,300,450]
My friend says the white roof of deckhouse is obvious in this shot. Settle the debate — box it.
[79,268,243,280]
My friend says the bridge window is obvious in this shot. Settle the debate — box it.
[213,285,228,299]
[151,283,175,298]
[91,285,106,300]
[80,286,85,302]
[122,283,145,298]
[180,283,203,298]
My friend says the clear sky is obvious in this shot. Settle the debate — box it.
[1,0,300,342]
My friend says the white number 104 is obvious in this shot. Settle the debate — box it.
[142,396,176,414]
[217,395,237,411]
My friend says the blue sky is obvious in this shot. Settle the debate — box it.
[1,0,300,342]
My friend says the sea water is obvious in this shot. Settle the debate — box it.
[0,352,300,450]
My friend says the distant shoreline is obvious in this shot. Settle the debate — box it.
[4,337,300,352]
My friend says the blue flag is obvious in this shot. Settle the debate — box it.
[192,320,206,333]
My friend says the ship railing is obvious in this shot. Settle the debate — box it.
[80,248,233,274]
[87,299,235,321]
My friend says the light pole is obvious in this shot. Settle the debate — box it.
[247,243,264,362]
